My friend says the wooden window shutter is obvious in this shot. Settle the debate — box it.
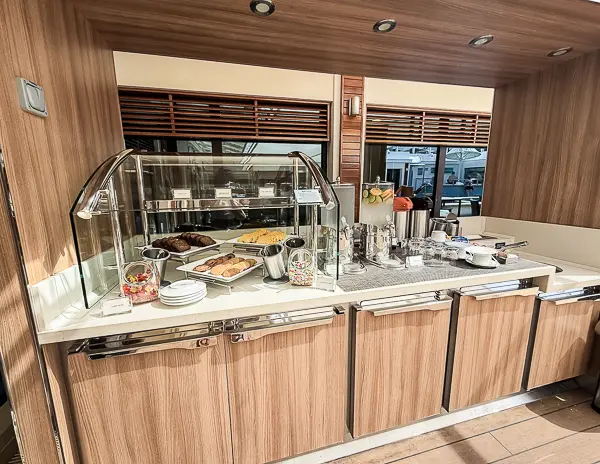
[366,106,491,147]
[119,87,330,141]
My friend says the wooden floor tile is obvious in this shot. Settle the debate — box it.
[495,425,600,464]
[491,403,600,454]
[395,433,510,464]
[332,390,590,464]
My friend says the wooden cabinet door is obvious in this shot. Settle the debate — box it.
[449,293,535,411]
[527,300,600,389]
[67,335,232,464]
[225,313,346,464]
[353,303,451,437]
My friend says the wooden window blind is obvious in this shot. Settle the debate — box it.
[366,106,491,147]
[119,87,330,141]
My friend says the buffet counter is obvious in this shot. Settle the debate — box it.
[40,254,600,464]
[37,257,555,344]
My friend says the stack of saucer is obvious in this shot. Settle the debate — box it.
[159,280,207,306]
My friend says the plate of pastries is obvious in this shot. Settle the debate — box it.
[150,233,223,257]
[176,253,263,282]
[230,229,286,247]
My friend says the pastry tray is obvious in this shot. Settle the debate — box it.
[227,235,287,250]
[176,252,264,283]
[139,238,225,258]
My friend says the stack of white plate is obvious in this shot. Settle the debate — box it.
[159,280,207,306]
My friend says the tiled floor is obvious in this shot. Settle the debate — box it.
[331,389,600,464]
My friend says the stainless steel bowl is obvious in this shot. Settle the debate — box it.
[141,247,171,284]
[260,243,286,280]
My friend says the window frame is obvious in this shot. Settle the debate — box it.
[364,143,488,218]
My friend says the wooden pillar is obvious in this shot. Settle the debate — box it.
[0,165,61,464]
[340,76,366,222]
[0,0,124,462]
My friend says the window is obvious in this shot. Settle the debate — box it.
[364,144,438,203]
[174,140,326,170]
[364,144,488,218]
[441,147,488,217]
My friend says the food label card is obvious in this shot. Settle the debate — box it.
[405,255,425,268]
[258,187,275,198]
[294,189,323,205]
[172,188,192,200]
[215,188,232,199]
[101,297,132,317]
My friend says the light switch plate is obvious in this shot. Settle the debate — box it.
[16,77,48,117]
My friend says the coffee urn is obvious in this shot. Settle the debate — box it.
[393,194,412,242]
[409,196,433,238]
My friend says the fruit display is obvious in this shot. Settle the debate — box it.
[362,186,394,204]
[360,180,395,226]
[121,262,159,304]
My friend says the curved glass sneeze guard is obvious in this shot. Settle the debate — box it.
[70,150,340,309]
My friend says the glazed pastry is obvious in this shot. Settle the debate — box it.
[177,233,217,247]
[222,268,242,278]
[255,231,285,245]
[198,235,216,246]
[193,253,235,272]
[238,229,269,243]
[211,258,244,276]
[152,237,191,253]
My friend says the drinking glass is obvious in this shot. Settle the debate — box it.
[431,244,446,267]
[445,246,459,261]
[422,245,435,264]
[408,238,423,256]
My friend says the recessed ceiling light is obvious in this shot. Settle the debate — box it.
[469,35,494,47]
[373,19,397,33]
[547,47,573,57]
[250,0,275,16]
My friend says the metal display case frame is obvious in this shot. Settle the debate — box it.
[70,150,340,308]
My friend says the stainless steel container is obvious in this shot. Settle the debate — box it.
[359,224,391,260]
[394,211,410,241]
[445,220,460,236]
[260,243,287,280]
[140,247,171,284]
[430,218,449,234]
[283,236,305,269]
[409,209,430,238]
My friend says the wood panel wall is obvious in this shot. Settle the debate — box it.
[483,50,600,228]
[0,0,124,286]
[340,76,365,222]
[0,162,61,464]
[0,0,124,461]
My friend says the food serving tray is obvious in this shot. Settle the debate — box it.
[176,253,264,283]
[227,235,287,249]
[139,238,225,258]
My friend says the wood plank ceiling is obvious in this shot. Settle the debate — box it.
[70,0,600,87]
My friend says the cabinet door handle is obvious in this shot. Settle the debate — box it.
[355,298,452,316]
[549,293,600,306]
[472,287,539,301]
[230,316,334,343]
[77,336,218,360]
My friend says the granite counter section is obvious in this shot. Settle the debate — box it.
[338,259,547,292]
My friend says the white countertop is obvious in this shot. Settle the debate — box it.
[518,252,600,292]
[38,259,556,345]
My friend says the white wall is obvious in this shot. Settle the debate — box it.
[114,53,495,181]
[114,52,336,101]
[365,78,495,113]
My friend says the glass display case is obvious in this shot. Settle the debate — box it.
[71,150,340,308]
